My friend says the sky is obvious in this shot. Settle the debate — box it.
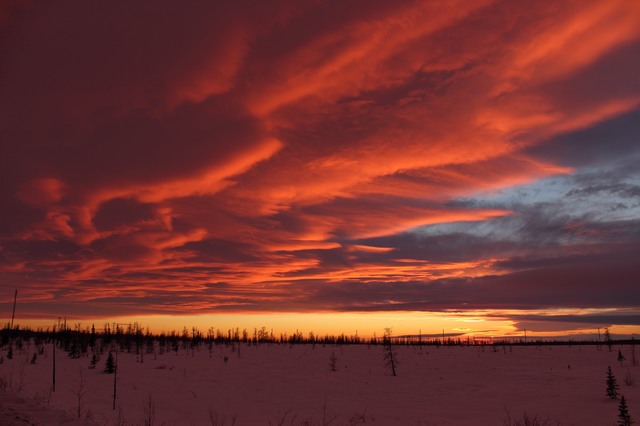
[1,0,640,338]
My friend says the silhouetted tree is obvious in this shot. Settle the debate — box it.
[618,395,633,425]
[606,328,613,352]
[30,353,37,364]
[89,353,98,369]
[104,352,115,374]
[89,324,96,349]
[68,339,81,359]
[607,366,620,399]
[382,328,398,376]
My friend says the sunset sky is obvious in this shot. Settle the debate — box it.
[1,0,639,338]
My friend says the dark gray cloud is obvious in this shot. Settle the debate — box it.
[525,108,640,168]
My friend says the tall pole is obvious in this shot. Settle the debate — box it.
[112,349,118,410]
[10,289,17,330]
[52,324,56,392]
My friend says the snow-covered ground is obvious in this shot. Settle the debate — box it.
[1,342,638,425]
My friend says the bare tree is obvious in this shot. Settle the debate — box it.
[382,328,398,376]
[71,369,87,420]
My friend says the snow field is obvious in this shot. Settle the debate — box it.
[0,342,638,425]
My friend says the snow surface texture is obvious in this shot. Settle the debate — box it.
[0,389,87,425]
[0,343,638,425]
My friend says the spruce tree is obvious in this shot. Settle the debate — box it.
[607,366,620,399]
[68,339,81,359]
[618,395,633,426]
[104,352,115,374]
[89,353,98,369]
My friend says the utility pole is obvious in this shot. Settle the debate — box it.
[10,289,17,330]
[112,349,118,410]
[52,324,56,392]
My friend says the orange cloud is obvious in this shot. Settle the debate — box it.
[16,178,66,207]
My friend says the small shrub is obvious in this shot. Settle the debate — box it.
[143,395,156,426]
[624,369,636,386]
[503,410,560,426]
[329,351,338,372]
[619,350,626,367]
[209,407,237,426]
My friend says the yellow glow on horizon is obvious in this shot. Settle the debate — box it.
[15,311,518,338]
[14,310,640,339]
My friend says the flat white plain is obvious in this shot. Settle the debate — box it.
[1,342,638,425]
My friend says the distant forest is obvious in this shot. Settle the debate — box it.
[2,321,638,358]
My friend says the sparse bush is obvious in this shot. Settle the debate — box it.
[503,410,560,426]
[348,410,368,425]
[329,351,338,372]
[115,407,128,426]
[71,369,86,420]
[208,407,237,426]
[15,364,26,393]
[624,369,636,386]
[268,408,296,426]
[143,394,156,426]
